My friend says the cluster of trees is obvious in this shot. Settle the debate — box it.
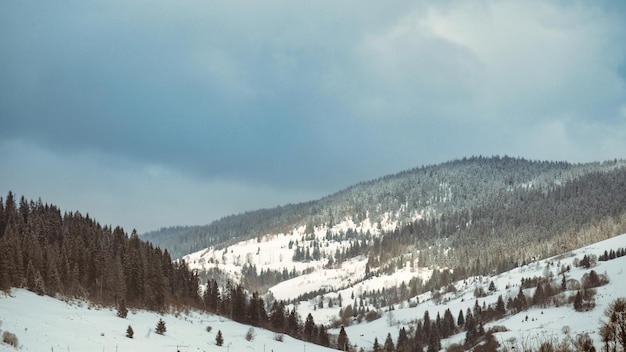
[373,303,492,352]
[369,262,614,352]
[200,278,340,349]
[0,192,201,310]
[599,247,626,261]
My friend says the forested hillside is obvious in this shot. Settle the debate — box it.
[0,193,200,310]
[145,156,626,260]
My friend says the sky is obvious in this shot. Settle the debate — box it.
[2,0,626,233]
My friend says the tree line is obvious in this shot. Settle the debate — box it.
[0,192,200,310]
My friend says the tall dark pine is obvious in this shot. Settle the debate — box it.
[372,337,381,352]
[337,326,350,351]
[304,313,316,342]
[397,327,409,352]
[383,332,394,352]
[317,324,330,347]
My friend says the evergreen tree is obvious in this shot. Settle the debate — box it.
[427,327,441,352]
[464,312,477,347]
[442,308,456,337]
[155,318,166,335]
[216,329,224,346]
[397,327,409,352]
[373,337,381,352]
[337,326,350,351]
[573,291,583,312]
[117,299,128,318]
[304,313,316,342]
[269,301,286,332]
[457,309,464,327]
[318,324,330,347]
[496,294,506,318]
[126,325,134,338]
[287,308,299,337]
[384,332,394,352]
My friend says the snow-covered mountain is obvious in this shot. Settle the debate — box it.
[144,157,626,260]
[2,233,624,351]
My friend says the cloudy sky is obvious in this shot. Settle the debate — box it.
[2,1,626,233]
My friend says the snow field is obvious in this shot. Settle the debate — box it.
[0,290,336,352]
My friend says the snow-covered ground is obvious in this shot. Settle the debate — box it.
[0,290,336,352]
[1,233,624,351]
[329,233,626,351]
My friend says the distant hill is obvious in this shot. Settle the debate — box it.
[143,156,626,260]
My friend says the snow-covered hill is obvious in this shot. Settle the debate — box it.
[327,233,626,351]
[2,234,625,351]
[0,290,336,352]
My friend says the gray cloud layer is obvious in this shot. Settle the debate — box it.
[2,1,626,231]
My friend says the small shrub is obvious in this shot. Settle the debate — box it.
[274,333,284,342]
[206,325,212,333]
[474,286,487,298]
[245,327,255,341]
[487,325,508,334]
[2,331,18,347]
[126,325,134,339]
[573,333,594,352]
[365,309,381,322]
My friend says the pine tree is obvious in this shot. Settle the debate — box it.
[427,327,441,352]
[337,326,350,351]
[496,295,506,318]
[126,325,134,338]
[383,332,394,352]
[318,324,330,347]
[397,327,409,352]
[442,308,456,337]
[304,313,316,342]
[155,318,166,335]
[373,337,381,352]
[457,309,465,327]
[117,299,128,318]
[216,329,224,346]
[573,291,583,312]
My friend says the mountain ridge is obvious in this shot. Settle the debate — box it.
[143,156,626,260]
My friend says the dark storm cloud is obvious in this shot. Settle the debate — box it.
[2,0,626,231]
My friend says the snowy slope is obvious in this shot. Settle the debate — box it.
[1,234,624,352]
[0,290,336,352]
[328,233,626,351]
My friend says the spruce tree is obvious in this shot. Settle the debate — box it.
[216,329,224,346]
[383,332,394,352]
[304,313,316,341]
[126,325,134,338]
[496,295,506,318]
[337,326,349,351]
[397,327,409,351]
[318,324,330,347]
[457,309,465,327]
[117,299,128,318]
[574,291,583,311]
[373,337,381,352]
[155,318,166,335]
